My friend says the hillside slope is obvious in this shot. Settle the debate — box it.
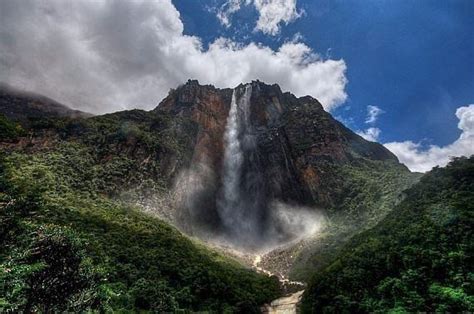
[0,83,283,312]
[301,156,474,313]
[0,149,280,312]
[0,81,418,275]
[0,80,421,311]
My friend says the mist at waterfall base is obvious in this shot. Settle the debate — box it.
[172,84,326,253]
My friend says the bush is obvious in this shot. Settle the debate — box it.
[0,114,25,141]
[0,226,103,312]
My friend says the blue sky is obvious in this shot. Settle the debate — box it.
[174,0,473,147]
[1,0,472,171]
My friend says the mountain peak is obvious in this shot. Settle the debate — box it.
[157,79,323,114]
[175,79,289,99]
[151,80,403,245]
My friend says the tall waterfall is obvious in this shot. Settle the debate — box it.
[172,82,326,252]
[215,83,326,251]
[218,85,256,239]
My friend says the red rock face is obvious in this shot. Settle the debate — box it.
[156,81,233,170]
[0,78,401,210]
[0,78,407,248]
[155,79,400,210]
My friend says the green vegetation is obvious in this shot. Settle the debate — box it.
[2,91,471,313]
[0,114,25,140]
[13,109,200,204]
[62,110,198,158]
[301,157,474,313]
[290,158,420,280]
[0,148,280,312]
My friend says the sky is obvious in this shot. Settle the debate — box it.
[0,0,473,172]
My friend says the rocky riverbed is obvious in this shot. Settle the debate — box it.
[261,290,305,314]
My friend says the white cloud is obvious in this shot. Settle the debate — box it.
[365,105,384,124]
[0,0,346,114]
[356,105,384,141]
[384,104,474,172]
[216,0,246,27]
[253,0,303,35]
[216,0,303,35]
[357,127,381,142]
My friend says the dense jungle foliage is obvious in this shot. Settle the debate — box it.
[0,146,280,312]
[301,156,474,313]
[0,114,25,141]
[289,158,420,281]
[1,97,472,313]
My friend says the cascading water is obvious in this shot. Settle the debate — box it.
[216,83,326,251]
[218,84,257,240]
[151,81,320,254]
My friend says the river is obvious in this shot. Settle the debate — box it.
[253,255,305,313]
[261,290,305,314]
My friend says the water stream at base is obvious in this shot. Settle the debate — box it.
[253,255,305,287]
[253,255,305,314]
[261,290,305,314]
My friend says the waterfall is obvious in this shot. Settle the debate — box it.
[217,83,326,251]
[218,84,253,238]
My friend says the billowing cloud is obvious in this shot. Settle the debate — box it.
[365,105,384,124]
[216,0,303,35]
[384,104,474,172]
[0,0,346,114]
[357,127,381,142]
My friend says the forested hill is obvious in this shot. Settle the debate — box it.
[0,148,279,311]
[301,156,474,313]
[2,82,470,313]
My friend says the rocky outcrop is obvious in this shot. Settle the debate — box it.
[150,80,407,248]
[155,80,233,168]
[1,79,408,251]
[155,80,402,208]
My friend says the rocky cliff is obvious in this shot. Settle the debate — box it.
[0,79,414,268]
[156,80,401,204]
[150,80,409,251]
